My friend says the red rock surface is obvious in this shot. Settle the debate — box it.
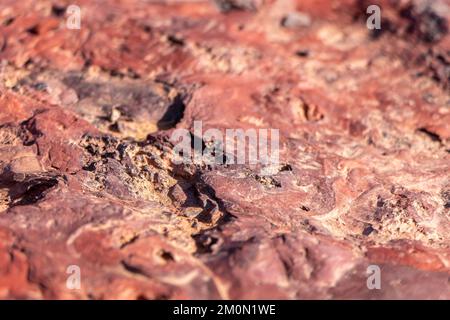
[0,0,449,299]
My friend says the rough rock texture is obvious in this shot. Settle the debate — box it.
[0,0,449,299]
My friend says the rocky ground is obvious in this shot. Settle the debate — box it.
[0,0,449,299]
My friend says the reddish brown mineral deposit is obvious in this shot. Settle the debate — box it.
[0,0,449,299]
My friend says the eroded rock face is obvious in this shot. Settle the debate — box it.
[0,0,449,299]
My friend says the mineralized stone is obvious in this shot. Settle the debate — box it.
[0,0,448,299]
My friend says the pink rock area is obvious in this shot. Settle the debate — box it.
[0,0,449,299]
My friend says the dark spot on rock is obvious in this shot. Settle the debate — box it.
[3,17,15,26]
[158,94,186,130]
[11,177,59,207]
[33,82,47,91]
[254,175,282,188]
[159,250,175,262]
[167,35,185,46]
[213,0,260,13]
[193,233,218,254]
[196,199,217,223]
[441,189,450,209]
[279,164,292,172]
[417,128,442,143]
[26,26,39,36]
[349,120,367,137]
[401,5,448,43]
[51,5,66,17]
[121,261,148,277]
[362,225,375,236]
[295,50,310,57]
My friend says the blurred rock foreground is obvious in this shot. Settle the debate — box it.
[0,0,449,299]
